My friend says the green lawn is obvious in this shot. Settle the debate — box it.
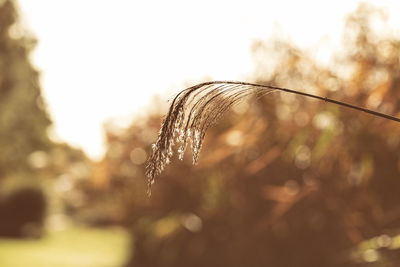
[0,226,130,267]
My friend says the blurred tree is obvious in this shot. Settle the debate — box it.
[0,0,52,182]
[91,3,400,267]
[0,0,56,238]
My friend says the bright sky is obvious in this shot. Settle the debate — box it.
[16,0,400,159]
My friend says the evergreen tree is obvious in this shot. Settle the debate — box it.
[0,0,52,180]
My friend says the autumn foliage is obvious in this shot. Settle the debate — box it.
[92,4,400,266]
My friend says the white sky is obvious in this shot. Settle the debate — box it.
[16,0,400,159]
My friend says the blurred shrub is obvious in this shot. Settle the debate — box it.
[88,3,400,267]
[0,187,47,238]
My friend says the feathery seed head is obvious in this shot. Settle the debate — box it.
[145,81,276,196]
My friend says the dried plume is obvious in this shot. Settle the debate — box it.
[145,81,400,196]
[145,81,276,195]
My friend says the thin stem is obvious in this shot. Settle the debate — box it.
[199,81,400,123]
[146,80,400,196]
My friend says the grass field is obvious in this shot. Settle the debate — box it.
[0,226,130,267]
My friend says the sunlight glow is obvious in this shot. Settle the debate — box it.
[16,0,400,159]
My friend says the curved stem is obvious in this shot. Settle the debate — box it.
[199,81,400,123]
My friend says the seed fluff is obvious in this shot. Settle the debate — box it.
[145,81,276,195]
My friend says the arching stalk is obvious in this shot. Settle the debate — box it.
[146,81,400,196]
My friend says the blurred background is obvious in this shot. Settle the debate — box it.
[1,0,400,266]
